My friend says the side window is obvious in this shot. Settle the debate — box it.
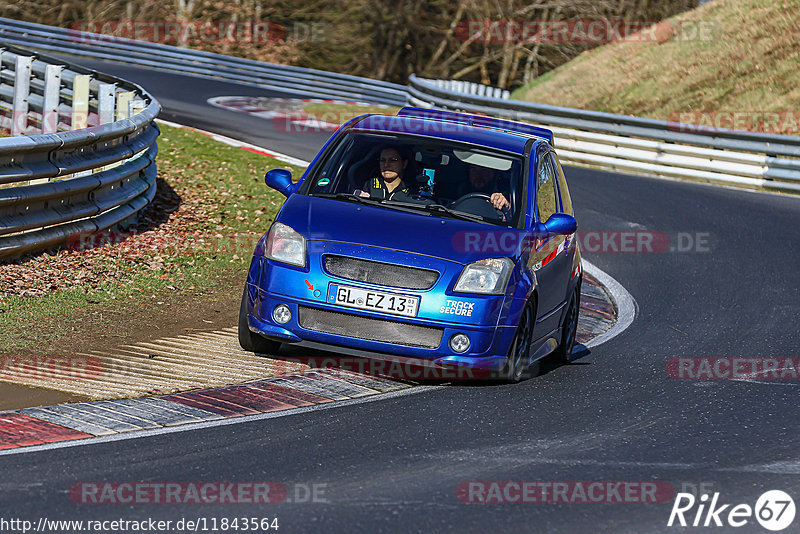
[550,152,573,216]
[536,152,558,223]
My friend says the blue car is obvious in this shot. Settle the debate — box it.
[239,107,582,381]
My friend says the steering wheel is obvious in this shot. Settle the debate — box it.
[451,192,505,219]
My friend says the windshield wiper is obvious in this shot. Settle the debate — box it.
[312,194,488,222]
[415,203,487,223]
[312,192,380,205]
[312,193,424,214]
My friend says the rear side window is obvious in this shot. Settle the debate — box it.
[536,152,558,223]
[549,153,573,216]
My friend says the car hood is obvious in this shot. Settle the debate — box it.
[275,194,525,265]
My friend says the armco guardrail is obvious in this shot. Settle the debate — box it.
[0,43,160,260]
[3,17,795,194]
[408,75,800,193]
[0,17,407,107]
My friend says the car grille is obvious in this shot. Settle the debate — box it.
[298,306,444,349]
[323,255,439,290]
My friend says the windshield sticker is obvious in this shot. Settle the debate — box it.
[317,177,331,186]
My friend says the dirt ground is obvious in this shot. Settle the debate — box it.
[0,268,243,411]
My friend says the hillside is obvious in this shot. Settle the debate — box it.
[511,0,800,135]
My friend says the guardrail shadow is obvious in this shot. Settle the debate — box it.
[134,176,181,233]
[1,177,179,265]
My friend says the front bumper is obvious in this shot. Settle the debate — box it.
[244,239,528,371]
[247,285,512,371]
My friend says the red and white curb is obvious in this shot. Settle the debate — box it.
[211,96,384,108]
[0,368,410,451]
[156,118,310,167]
[206,96,388,132]
[582,260,637,349]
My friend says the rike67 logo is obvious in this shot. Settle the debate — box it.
[668,490,795,531]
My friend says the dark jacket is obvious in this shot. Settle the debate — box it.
[366,177,412,201]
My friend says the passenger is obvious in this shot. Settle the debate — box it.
[464,164,510,210]
[361,146,413,201]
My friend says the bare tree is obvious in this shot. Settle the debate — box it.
[0,0,697,87]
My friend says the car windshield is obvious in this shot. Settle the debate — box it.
[303,133,524,226]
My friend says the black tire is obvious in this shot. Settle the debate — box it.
[238,287,282,354]
[501,303,534,383]
[552,284,580,364]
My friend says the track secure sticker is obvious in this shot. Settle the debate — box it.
[440,299,475,317]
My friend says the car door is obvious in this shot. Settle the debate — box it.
[549,150,577,304]
[529,149,570,337]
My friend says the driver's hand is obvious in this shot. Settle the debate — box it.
[489,193,510,210]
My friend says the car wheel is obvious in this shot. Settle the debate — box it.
[502,302,533,383]
[552,284,580,364]
[238,287,282,354]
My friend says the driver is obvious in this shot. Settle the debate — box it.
[465,164,510,210]
[361,146,413,201]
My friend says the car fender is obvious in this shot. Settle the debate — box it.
[499,263,537,329]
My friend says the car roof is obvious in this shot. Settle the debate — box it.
[351,108,553,155]
[397,107,554,144]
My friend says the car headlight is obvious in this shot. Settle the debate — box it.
[454,258,514,295]
[265,222,306,267]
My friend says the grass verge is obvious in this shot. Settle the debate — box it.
[0,123,305,352]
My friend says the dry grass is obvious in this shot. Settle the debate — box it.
[511,0,800,135]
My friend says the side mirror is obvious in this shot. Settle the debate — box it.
[543,213,577,235]
[265,168,297,197]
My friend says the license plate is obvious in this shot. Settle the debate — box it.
[327,284,419,317]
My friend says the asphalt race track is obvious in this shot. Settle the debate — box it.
[2,58,800,533]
